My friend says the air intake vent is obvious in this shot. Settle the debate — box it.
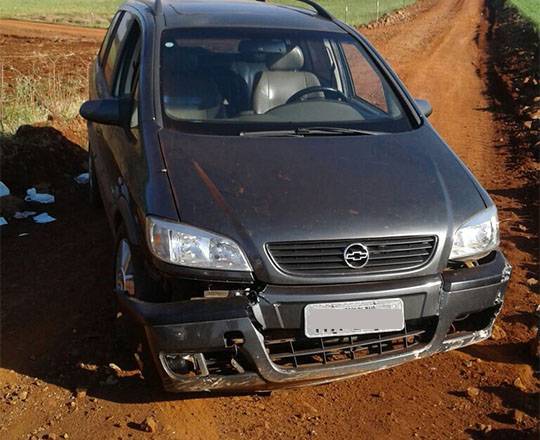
[267,236,437,276]
[264,318,437,370]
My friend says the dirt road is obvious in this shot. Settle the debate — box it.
[1,1,538,439]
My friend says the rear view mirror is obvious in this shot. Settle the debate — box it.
[415,99,433,118]
[80,97,132,126]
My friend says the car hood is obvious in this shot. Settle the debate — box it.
[158,125,488,284]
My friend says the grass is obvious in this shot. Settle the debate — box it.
[0,0,415,27]
[278,0,416,24]
[507,0,540,28]
[0,0,123,27]
[0,60,86,135]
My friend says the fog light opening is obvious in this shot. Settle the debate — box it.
[163,353,209,377]
[446,307,500,336]
[163,350,250,377]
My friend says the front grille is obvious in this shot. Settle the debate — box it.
[264,318,437,370]
[267,236,437,276]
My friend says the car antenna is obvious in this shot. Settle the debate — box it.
[256,0,333,21]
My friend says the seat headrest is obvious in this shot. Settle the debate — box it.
[267,46,304,71]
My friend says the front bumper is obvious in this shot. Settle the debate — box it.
[117,251,511,393]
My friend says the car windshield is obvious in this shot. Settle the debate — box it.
[160,28,413,135]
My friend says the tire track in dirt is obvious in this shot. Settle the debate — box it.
[373,0,501,182]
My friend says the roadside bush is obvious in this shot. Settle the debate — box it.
[0,59,86,135]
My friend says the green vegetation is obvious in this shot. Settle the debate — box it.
[507,0,540,28]
[0,0,123,27]
[276,0,416,24]
[0,0,415,27]
[0,61,86,134]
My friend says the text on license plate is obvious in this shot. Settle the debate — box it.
[304,298,405,338]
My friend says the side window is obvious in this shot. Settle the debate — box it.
[113,21,142,128]
[98,11,123,65]
[341,42,389,113]
[130,81,140,129]
[103,12,133,90]
[113,22,141,97]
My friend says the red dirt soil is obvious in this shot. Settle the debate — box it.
[0,1,538,439]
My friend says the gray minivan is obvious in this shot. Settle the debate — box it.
[80,0,511,393]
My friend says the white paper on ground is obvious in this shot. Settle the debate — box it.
[14,211,37,219]
[0,217,8,226]
[33,213,56,224]
[0,181,10,198]
[74,173,90,184]
[25,188,55,204]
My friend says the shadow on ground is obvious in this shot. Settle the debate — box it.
[0,126,181,404]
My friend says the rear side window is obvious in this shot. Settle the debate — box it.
[103,12,133,89]
[98,11,123,65]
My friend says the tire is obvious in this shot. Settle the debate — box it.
[114,224,158,301]
[88,148,102,208]
[114,224,162,387]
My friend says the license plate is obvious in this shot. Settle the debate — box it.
[304,298,405,338]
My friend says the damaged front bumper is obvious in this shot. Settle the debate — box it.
[117,251,511,393]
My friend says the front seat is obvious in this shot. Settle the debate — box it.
[163,76,224,120]
[162,48,224,120]
[231,39,272,101]
[252,46,321,114]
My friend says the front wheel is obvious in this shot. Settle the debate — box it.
[114,226,161,387]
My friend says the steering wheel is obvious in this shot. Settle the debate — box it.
[286,86,348,105]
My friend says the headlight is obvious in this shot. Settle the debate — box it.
[146,217,252,271]
[449,206,499,261]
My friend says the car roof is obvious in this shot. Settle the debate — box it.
[130,0,346,32]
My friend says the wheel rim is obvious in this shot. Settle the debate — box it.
[115,239,135,296]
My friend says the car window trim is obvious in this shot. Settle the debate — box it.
[99,11,124,67]
[103,11,136,94]
[113,22,142,97]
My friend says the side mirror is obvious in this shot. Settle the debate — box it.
[79,97,132,126]
[415,99,433,118]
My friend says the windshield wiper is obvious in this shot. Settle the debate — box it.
[240,126,387,137]
[296,126,387,136]
[240,129,303,137]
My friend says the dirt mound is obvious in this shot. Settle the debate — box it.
[0,125,88,193]
[487,0,539,171]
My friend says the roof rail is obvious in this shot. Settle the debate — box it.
[136,0,163,15]
[141,0,333,20]
[256,0,333,20]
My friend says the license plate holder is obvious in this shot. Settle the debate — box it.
[304,298,405,338]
